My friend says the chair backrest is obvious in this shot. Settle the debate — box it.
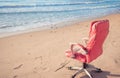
[85,20,109,63]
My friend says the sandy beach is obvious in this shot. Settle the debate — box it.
[0,14,120,78]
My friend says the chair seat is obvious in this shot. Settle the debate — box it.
[65,19,109,63]
[66,50,86,63]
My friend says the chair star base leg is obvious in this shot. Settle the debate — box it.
[84,69,93,78]
[67,66,83,70]
[70,68,93,78]
[68,63,102,78]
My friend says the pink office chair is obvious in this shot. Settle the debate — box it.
[65,20,109,78]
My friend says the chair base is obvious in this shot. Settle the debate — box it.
[68,63,102,78]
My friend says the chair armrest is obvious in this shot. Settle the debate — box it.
[70,43,88,55]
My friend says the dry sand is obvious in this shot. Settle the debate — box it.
[0,14,120,78]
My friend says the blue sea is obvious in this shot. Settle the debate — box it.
[0,0,120,35]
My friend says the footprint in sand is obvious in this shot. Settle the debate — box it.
[33,67,38,73]
[34,56,49,72]
[27,52,31,55]
[34,56,43,64]
[13,75,18,78]
[111,40,120,47]
[33,66,49,73]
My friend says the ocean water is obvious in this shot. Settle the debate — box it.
[0,0,120,35]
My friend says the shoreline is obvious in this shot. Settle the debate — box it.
[0,13,120,78]
[0,13,119,39]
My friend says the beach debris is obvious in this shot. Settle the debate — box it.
[27,52,31,55]
[55,60,70,72]
[13,64,23,70]
[114,58,120,65]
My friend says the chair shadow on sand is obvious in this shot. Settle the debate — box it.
[67,64,120,78]
[89,71,120,78]
[80,64,120,78]
[80,70,120,78]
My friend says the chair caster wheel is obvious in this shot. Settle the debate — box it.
[95,68,102,73]
[67,67,72,70]
[71,75,75,78]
